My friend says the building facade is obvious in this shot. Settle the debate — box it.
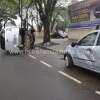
[68,0,100,39]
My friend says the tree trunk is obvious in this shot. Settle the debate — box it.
[43,24,50,43]
[37,24,42,32]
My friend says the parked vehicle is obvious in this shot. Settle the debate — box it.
[0,26,20,54]
[51,29,68,39]
[0,27,35,54]
[64,30,100,73]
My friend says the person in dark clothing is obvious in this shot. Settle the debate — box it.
[0,30,5,50]
[30,28,35,49]
[19,19,27,50]
[19,28,27,49]
[0,35,5,50]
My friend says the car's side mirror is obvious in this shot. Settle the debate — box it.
[71,42,77,47]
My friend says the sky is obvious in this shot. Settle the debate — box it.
[78,0,83,1]
[57,0,84,7]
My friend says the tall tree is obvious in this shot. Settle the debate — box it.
[18,0,33,28]
[0,0,18,28]
[0,0,33,29]
[33,0,58,43]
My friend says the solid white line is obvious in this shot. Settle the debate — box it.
[40,60,53,68]
[96,91,100,96]
[29,55,37,59]
[58,71,82,84]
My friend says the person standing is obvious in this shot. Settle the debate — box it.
[19,19,27,50]
[30,28,35,49]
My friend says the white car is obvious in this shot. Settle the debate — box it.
[64,30,100,73]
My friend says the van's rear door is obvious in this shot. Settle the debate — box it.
[5,28,13,51]
[5,27,19,52]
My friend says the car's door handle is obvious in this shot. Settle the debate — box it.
[86,48,93,53]
[6,39,8,42]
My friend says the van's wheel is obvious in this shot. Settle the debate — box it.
[65,54,73,68]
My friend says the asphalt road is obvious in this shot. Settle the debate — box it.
[0,48,100,100]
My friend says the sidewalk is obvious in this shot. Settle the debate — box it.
[35,38,77,54]
[35,29,87,54]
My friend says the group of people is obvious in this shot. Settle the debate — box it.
[19,27,35,50]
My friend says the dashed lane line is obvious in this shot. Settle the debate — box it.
[29,55,82,84]
[29,55,52,68]
[96,91,100,96]
[29,55,37,59]
[58,71,82,84]
[40,60,53,68]
[29,55,100,97]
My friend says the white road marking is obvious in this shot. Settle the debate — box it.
[96,91,100,96]
[40,60,53,68]
[29,55,37,59]
[58,71,82,84]
[29,55,52,68]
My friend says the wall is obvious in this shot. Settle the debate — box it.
[68,0,100,40]
[68,28,95,40]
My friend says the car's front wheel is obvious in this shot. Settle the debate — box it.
[65,54,73,68]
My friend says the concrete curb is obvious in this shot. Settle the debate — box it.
[35,39,78,55]
[35,45,64,55]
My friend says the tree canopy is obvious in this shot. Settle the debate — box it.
[0,0,69,43]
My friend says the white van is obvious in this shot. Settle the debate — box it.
[0,26,20,53]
